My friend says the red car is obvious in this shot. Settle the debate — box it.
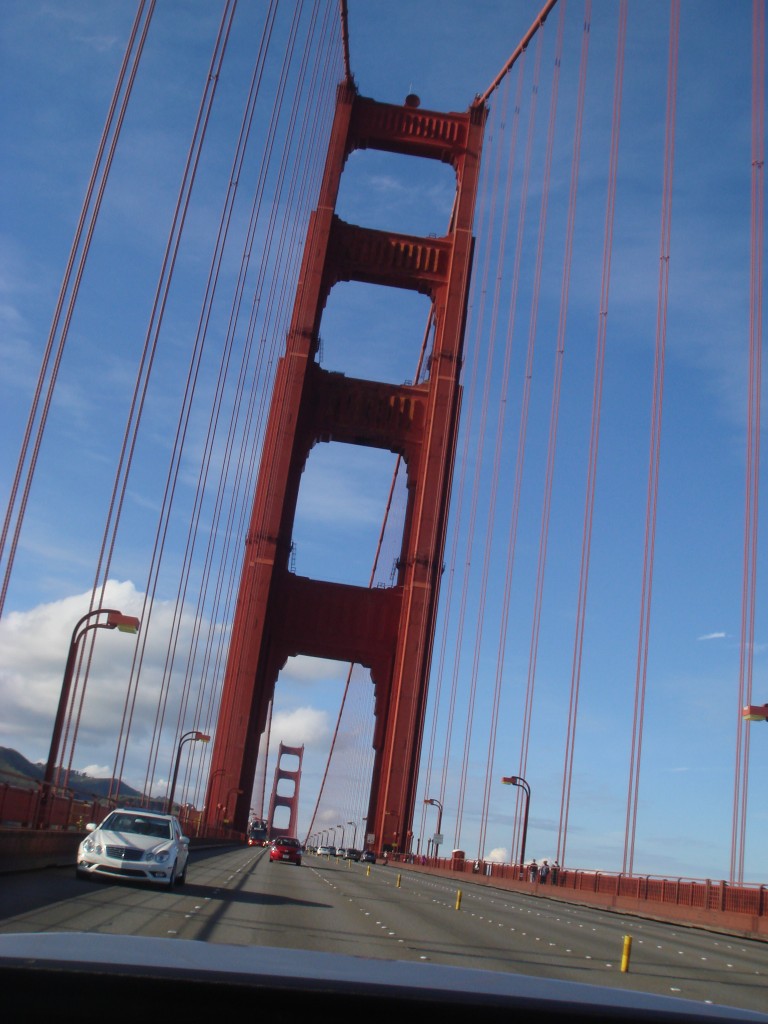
[268,836,302,866]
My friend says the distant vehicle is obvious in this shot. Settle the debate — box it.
[343,848,361,861]
[361,850,376,864]
[316,845,333,856]
[247,820,269,847]
[269,836,302,866]
[76,808,189,887]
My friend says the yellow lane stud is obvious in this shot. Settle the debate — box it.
[455,889,462,910]
[621,934,632,973]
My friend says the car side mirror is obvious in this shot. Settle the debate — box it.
[181,836,190,845]
[85,823,97,832]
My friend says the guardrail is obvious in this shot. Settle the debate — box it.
[0,779,234,840]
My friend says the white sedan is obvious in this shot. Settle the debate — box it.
[76,809,190,887]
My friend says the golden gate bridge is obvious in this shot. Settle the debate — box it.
[0,1,766,893]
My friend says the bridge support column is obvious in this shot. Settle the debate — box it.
[206,82,485,846]
[267,743,303,840]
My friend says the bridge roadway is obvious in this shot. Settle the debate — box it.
[0,846,765,1014]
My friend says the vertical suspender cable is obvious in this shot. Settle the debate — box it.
[477,6,565,860]
[0,1,155,619]
[203,0,344,818]
[557,0,627,869]
[449,61,528,850]
[198,2,342,738]
[731,0,764,885]
[508,0,590,861]
[623,0,680,876]
[417,129,500,846]
[141,0,305,801]
[64,1,239,796]
[112,0,281,801]
[423,69,518,838]
[454,58,527,849]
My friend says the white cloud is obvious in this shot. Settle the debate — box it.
[697,632,727,641]
[0,580,218,797]
[280,655,350,685]
[269,707,330,751]
[486,847,508,863]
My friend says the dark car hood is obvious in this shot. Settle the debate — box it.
[0,933,765,1023]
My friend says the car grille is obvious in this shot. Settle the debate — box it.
[106,845,143,861]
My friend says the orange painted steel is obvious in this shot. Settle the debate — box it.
[206,82,486,842]
[267,743,303,840]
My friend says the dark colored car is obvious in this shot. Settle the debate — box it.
[269,836,302,866]
[343,848,361,861]
[361,850,376,863]
[247,820,269,847]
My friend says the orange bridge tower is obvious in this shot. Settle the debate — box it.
[207,82,485,848]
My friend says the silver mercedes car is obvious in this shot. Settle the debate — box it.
[76,809,189,887]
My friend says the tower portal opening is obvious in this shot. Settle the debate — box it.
[337,147,457,237]
[292,440,406,588]
[317,281,433,385]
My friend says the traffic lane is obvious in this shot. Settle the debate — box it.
[188,849,437,957]
[468,887,768,1010]
[0,847,266,937]
[0,850,765,1013]
[309,860,767,1013]
[185,847,346,948]
[451,879,768,991]
[0,847,444,959]
[313,858,641,975]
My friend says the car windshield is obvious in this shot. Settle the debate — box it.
[3,5,768,1023]
[103,814,171,840]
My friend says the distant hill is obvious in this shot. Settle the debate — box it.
[0,746,143,801]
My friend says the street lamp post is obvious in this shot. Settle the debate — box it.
[347,820,357,849]
[167,730,210,813]
[423,797,443,860]
[38,608,140,828]
[338,823,346,850]
[501,775,531,878]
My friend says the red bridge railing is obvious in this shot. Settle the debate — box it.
[387,853,768,939]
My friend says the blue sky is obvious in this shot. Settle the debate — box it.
[1,1,766,883]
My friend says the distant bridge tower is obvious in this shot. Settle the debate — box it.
[267,742,303,840]
[206,80,485,847]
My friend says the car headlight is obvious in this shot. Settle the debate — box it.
[145,848,171,863]
[82,837,102,854]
